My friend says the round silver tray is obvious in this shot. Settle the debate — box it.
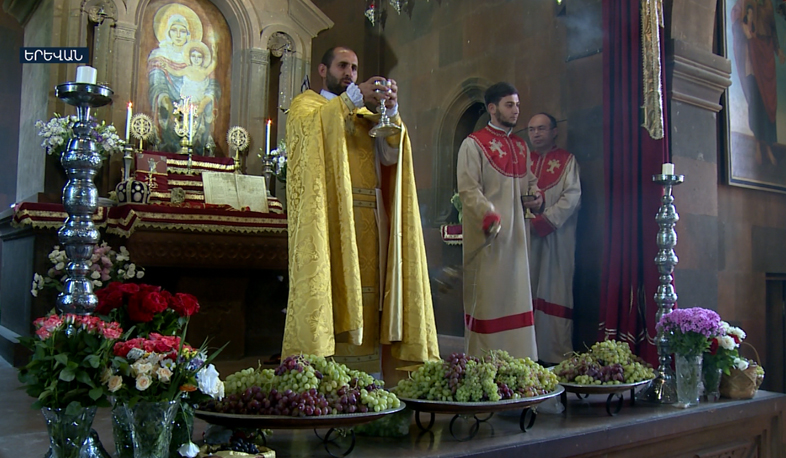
[194,403,406,430]
[559,377,653,394]
[398,385,564,415]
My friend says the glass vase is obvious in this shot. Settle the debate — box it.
[122,400,180,458]
[168,401,195,458]
[702,360,722,402]
[675,354,702,408]
[41,406,98,458]
[111,401,134,458]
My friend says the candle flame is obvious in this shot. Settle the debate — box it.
[267,119,272,126]
[128,102,133,108]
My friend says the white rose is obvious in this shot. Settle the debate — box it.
[718,335,736,351]
[734,358,749,371]
[135,374,152,391]
[100,367,112,384]
[132,362,153,376]
[178,442,200,458]
[90,270,101,280]
[196,364,224,400]
[156,366,173,383]
[137,270,145,279]
[108,375,123,392]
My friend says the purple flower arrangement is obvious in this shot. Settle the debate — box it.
[656,307,724,357]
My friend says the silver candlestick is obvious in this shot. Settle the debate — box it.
[54,82,114,315]
[262,149,279,197]
[637,172,684,404]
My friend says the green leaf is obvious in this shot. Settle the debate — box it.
[84,354,100,368]
[65,401,83,416]
[54,353,68,366]
[76,371,93,385]
[59,367,76,382]
[89,386,104,401]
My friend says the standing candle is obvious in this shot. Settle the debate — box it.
[75,66,97,84]
[125,102,133,142]
[188,104,194,143]
[266,119,272,157]
[662,163,675,175]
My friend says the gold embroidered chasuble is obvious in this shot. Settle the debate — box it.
[282,90,439,370]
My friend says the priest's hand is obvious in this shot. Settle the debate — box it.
[384,79,398,110]
[358,76,389,111]
[522,193,543,212]
[482,211,501,236]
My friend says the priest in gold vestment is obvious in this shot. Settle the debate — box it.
[282,47,440,378]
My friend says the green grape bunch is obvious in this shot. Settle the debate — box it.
[202,354,400,417]
[553,340,655,386]
[392,350,558,402]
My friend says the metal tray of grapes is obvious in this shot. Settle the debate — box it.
[558,378,654,416]
[195,403,405,429]
[195,404,406,457]
[398,385,564,441]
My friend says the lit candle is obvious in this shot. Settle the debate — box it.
[75,66,97,84]
[266,119,272,157]
[125,102,132,142]
[662,163,675,175]
[188,104,194,143]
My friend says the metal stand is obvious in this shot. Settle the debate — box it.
[637,173,684,404]
[262,150,279,197]
[53,82,113,315]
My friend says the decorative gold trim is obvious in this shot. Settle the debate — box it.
[353,200,376,208]
[641,0,665,140]
[168,180,204,187]
[352,187,376,196]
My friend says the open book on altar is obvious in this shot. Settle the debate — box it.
[202,172,269,213]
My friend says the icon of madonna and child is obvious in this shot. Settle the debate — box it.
[147,4,222,156]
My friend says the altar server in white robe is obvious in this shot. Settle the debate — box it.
[527,112,581,365]
[457,82,543,360]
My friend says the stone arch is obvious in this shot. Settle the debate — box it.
[430,77,494,225]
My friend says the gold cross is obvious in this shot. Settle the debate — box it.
[547,159,562,173]
[489,139,505,157]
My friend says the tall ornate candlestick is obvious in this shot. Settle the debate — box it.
[53,82,113,315]
[173,98,196,172]
[637,169,684,403]
[262,149,279,197]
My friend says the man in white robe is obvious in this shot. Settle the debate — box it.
[527,112,581,365]
[457,82,543,360]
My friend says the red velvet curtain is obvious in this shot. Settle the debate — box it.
[599,0,669,364]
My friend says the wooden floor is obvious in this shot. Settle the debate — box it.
[2,356,785,458]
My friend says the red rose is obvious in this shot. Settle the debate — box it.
[141,291,168,314]
[127,292,155,322]
[118,283,141,296]
[709,338,719,355]
[170,293,200,317]
[96,287,124,315]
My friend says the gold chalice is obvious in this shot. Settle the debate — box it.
[521,194,537,219]
[368,80,401,138]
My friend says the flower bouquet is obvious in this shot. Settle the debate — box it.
[95,282,199,338]
[702,321,746,400]
[17,313,123,458]
[106,332,225,458]
[31,242,145,296]
[36,113,123,161]
[657,307,724,407]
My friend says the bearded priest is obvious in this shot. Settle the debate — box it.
[281,46,440,383]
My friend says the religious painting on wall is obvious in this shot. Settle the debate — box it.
[136,0,232,157]
[723,0,786,193]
